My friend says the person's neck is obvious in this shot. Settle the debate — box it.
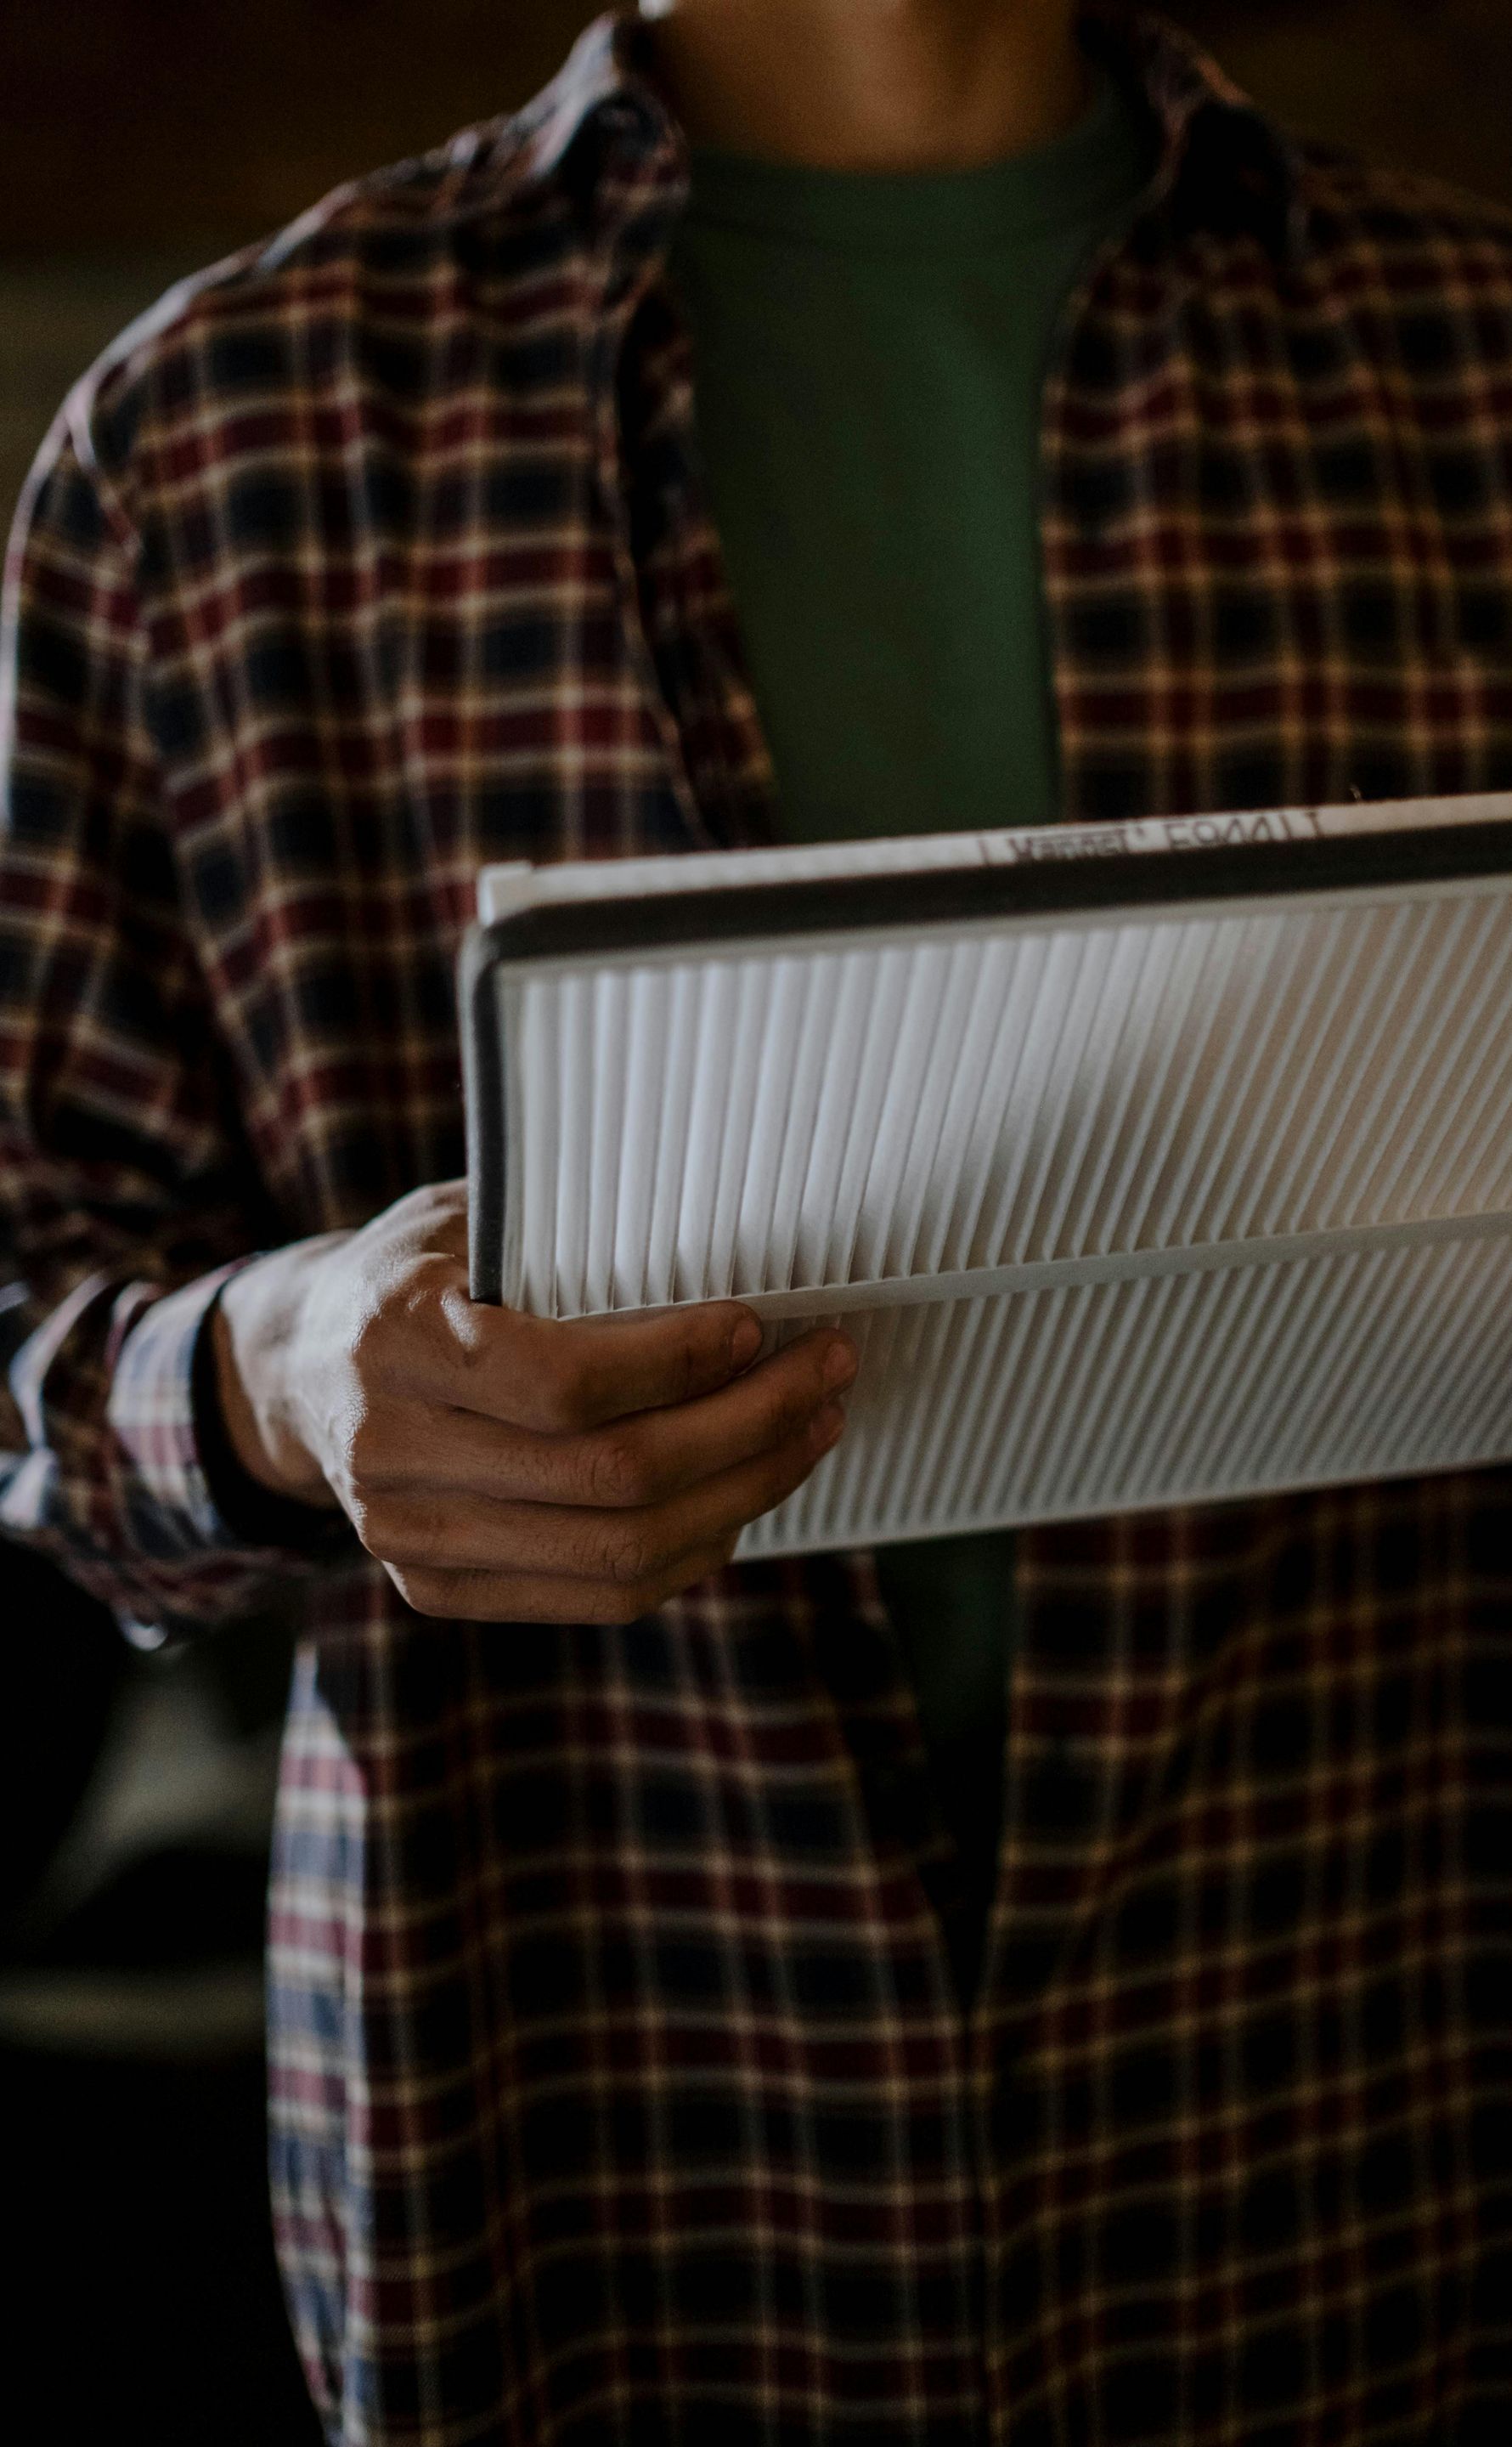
[638,0,1090,172]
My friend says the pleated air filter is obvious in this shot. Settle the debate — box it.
[462,794,1512,1557]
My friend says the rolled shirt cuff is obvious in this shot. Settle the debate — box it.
[107,1262,348,1564]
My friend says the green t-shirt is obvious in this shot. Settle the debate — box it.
[669,77,1153,1998]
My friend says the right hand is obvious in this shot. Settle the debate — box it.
[212,1181,855,1622]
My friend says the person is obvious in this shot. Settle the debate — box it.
[2,0,1509,2437]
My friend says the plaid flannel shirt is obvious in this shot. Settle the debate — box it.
[3,8,1510,2441]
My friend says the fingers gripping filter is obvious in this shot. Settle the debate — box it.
[463,797,1512,1559]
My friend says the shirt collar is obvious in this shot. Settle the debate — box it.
[510,10,669,191]
[1083,3,1307,262]
[511,6,1306,264]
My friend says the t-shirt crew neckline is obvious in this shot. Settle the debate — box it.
[681,75,1149,255]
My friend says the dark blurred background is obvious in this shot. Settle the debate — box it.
[3,4,1510,2439]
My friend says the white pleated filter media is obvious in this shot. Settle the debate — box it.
[468,797,1512,1557]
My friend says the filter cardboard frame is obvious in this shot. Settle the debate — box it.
[461,797,1512,1555]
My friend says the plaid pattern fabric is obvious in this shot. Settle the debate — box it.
[3,7,1511,2439]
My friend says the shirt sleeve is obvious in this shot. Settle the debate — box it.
[0,403,347,1630]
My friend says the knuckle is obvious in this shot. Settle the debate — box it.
[398,1251,455,1319]
[601,1517,661,1585]
[356,1256,460,1371]
[403,1258,471,1358]
[581,1428,656,1509]
[347,1304,391,1382]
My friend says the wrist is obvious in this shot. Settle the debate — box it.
[212,1235,349,1509]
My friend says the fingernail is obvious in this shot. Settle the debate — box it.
[821,1337,857,1392]
[810,1400,846,1455]
[729,1314,763,1370]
